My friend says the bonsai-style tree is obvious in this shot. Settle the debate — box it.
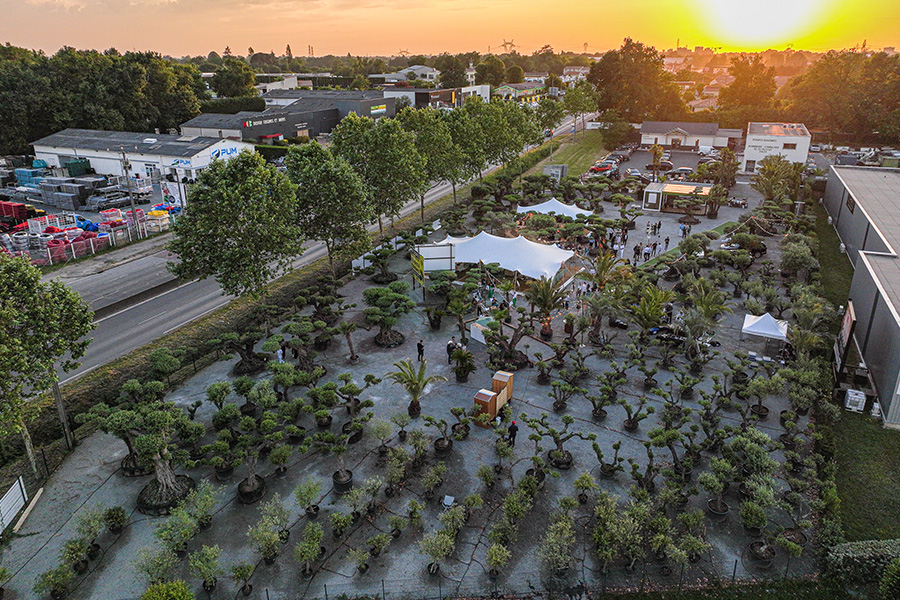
[385,359,447,418]
[421,462,448,499]
[370,419,394,453]
[619,396,656,430]
[365,246,399,283]
[495,437,515,474]
[594,441,625,478]
[363,280,416,346]
[483,311,535,371]
[573,471,598,504]
[522,413,597,469]
[548,380,585,412]
[209,325,268,375]
[308,372,380,417]
[627,443,660,492]
[78,399,202,513]
[423,416,454,454]
[206,382,283,504]
[348,547,371,573]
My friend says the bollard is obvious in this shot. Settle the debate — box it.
[324,584,328,600]
[382,579,386,600]
[732,559,738,583]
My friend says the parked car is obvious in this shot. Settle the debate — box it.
[640,173,660,184]
[624,168,641,178]
[810,144,822,152]
[670,167,694,176]
[645,160,674,171]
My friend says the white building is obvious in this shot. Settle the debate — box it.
[31,129,253,181]
[371,65,441,84]
[640,121,742,149]
[562,66,590,83]
[742,122,811,172]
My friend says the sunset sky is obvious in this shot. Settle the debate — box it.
[1,0,897,58]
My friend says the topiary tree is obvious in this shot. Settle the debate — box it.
[79,398,202,513]
[521,413,596,470]
[363,281,416,346]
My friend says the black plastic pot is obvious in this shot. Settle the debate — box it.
[237,475,267,504]
[434,438,453,458]
[214,465,234,481]
[333,470,353,495]
[342,421,363,444]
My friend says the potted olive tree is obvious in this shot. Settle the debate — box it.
[295,522,325,577]
[230,563,254,597]
[420,530,454,575]
[486,543,511,578]
[188,545,223,592]
[423,416,454,458]
[294,478,322,519]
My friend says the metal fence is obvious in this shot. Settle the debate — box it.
[0,477,28,530]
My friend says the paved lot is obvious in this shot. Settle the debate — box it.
[5,200,813,600]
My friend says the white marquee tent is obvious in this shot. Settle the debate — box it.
[444,231,575,280]
[740,313,789,341]
[519,198,594,219]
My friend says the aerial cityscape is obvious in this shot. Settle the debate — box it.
[0,2,899,600]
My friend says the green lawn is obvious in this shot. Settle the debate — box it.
[527,129,609,178]
[834,411,900,541]
[809,203,900,540]
[812,202,854,308]
[589,581,848,600]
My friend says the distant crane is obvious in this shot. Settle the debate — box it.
[499,39,517,52]
[398,49,410,57]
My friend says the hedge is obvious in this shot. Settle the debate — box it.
[198,96,266,114]
[825,539,900,585]
[255,144,288,160]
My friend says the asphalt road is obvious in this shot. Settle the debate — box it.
[58,113,590,385]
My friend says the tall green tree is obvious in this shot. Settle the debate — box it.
[332,114,426,234]
[718,55,776,110]
[398,107,464,220]
[446,105,487,192]
[0,255,94,474]
[211,57,257,97]
[285,142,373,270]
[536,97,565,155]
[563,80,598,137]
[169,150,304,297]
[475,55,506,87]
[587,38,686,121]
[434,54,468,89]
[505,65,525,84]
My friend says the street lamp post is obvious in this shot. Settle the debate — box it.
[120,147,139,241]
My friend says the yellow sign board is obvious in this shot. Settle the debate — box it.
[411,252,425,285]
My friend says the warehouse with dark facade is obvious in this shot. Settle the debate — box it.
[181,91,395,143]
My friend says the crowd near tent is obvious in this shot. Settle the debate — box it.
[740,313,789,341]
[445,231,575,280]
[518,198,594,219]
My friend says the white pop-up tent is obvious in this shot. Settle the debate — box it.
[740,313,789,341]
[445,231,575,280]
[519,198,594,219]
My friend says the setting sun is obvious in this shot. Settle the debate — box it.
[697,0,837,49]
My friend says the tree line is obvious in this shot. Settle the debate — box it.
[170,98,549,298]
[0,45,209,154]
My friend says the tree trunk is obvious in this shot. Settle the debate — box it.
[152,455,179,495]
[378,216,383,236]
[420,193,425,222]
[20,419,38,476]
[451,182,457,204]
[345,332,357,360]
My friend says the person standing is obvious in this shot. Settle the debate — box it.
[507,420,519,446]
[417,340,425,362]
[276,348,284,363]
[447,336,457,364]
[664,236,670,251]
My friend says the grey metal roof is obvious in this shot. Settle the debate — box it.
[31,128,229,157]
[262,89,384,100]
[282,98,346,113]
[640,121,720,136]
[835,166,900,257]
[179,112,261,129]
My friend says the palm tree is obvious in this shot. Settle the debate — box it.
[580,252,631,292]
[524,275,567,338]
[385,359,447,419]
[587,283,630,343]
[629,286,675,338]
[649,144,664,183]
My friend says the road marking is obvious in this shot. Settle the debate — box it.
[162,302,230,335]
[92,280,198,323]
[137,311,168,325]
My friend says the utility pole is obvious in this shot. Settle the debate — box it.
[53,380,74,450]
[120,147,139,241]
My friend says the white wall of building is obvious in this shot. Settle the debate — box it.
[640,133,717,148]
[742,133,810,172]
[179,126,242,139]
[33,138,253,180]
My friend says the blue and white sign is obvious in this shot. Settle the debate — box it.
[171,158,192,167]
[211,146,239,160]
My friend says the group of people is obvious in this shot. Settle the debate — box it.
[679,223,693,238]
